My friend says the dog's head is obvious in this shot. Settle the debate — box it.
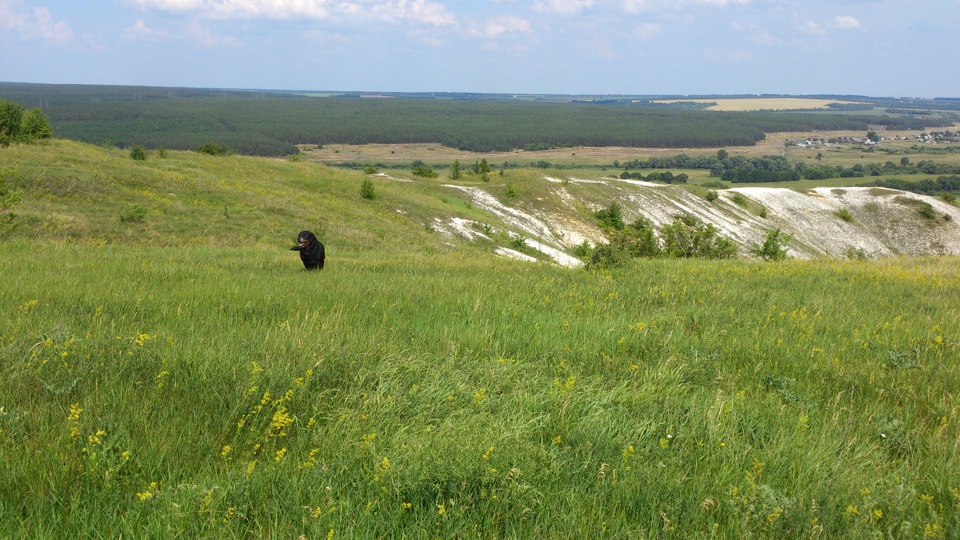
[296,230,317,249]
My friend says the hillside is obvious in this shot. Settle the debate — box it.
[2,139,959,538]
[3,140,957,265]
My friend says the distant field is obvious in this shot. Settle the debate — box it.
[653,98,865,111]
[303,127,960,170]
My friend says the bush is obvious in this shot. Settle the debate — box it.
[129,145,147,161]
[752,228,792,261]
[0,100,24,147]
[119,205,147,223]
[594,201,624,230]
[730,192,750,209]
[661,215,736,259]
[363,164,378,174]
[196,142,232,156]
[360,178,376,200]
[834,208,855,222]
[411,163,438,178]
[705,190,718,202]
[587,242,630,270]
[18,108,53,141]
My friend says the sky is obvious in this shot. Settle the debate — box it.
[2,0,959,97]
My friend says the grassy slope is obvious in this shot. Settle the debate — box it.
[1,141,959,538]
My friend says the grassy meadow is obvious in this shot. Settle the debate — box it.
[2,140,960,538]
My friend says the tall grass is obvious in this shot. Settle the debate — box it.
[2,242,958,538]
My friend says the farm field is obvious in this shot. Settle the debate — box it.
[304,127,960,172]
[651,98,864,111]
[2,138,960,537]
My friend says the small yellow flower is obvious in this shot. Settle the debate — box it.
[482,446,495,461]
[301,448,320,469]
[436,503,445,515]
[845,505,859,516]
[221,445,232,459]
[274,448,287,462]
[402,502,412,510]
[873,508,883,521]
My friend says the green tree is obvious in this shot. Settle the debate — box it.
[594,201,624,230]
[449,159,462,180]
[360,178,376,200]
[412,163,438,178]
[716,149,728,161]
[751,228,792,261]
[18,108,53,141]
[130,145,147,161]
[0,100,25,146]
[661,215,736,259]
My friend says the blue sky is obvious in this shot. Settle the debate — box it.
[2,0,958,96]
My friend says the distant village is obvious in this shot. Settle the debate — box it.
[789,130,960,148]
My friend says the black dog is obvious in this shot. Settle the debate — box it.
[291,231,325,270]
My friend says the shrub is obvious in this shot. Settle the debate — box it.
[129,145,147,161]
[730,192,750,209]
[119,205,147,223]
[157,147,167,159]
[587,242,629,270]
[287,152,304,162]
[705,190,718,202]
[834,208,854,222]
[594,201,624,230]
[505,185,517,198]
[0,100,24,147]
[752,228,792,261]
[18,108,53,141]
[572,241,592,258]
[360,178,376,200]
[661,215,736,259]
[196,142,232,156]
[363,164,378,174]
[917,203,937,221]
[412,163,438,178]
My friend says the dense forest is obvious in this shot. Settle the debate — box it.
[0,83,954,156]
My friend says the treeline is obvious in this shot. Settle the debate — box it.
[617,150,960,183]
[859,176,960,195]
[2,83,953,156]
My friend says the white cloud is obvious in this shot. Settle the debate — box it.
[623,0,748,12]
[0,1,75,44]
[368,0,455,26]
[731,21,776,45]
[831,15,861,29]
[127,0,455,26]
[185,21,242,47]
[466,15,532,39]
[798,20,824,35]
[123,19,169,40]
[534,0,595,15]
[633,22,660,40]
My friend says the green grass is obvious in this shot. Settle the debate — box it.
[2,244,959,538]
[2,140,960,537]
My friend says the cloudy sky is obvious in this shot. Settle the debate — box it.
[2,0,958,97]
